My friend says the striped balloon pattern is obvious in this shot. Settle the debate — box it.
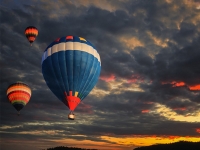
[7,82,31,112]
[41,36,101,111]
[24,26,38,45]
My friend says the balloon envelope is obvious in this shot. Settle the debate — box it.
[24,26,38,45]
[7,82,31,113]
[41,35,101,111]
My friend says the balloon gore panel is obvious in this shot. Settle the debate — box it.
[41,36,101,111]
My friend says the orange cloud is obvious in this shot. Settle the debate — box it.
[173,107,187,111]
[168,136,180,140]
[161,81,186,87]
[196,128,200,133]
[142,109,150,113]
[127,74,144,83]
[189,84,200,90]
[100,74,115,82]
[161,81,200,91]
[101,134,200,147]
[120,37,144,49]
[171,81,185,87]
[151,135,157,138]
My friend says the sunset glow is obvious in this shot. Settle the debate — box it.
[189,84,200,90]
[101,135,200,147]
[100,74,116,82]
[1,0,200,150]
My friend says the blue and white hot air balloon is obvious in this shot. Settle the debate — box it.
[41,36,101,120]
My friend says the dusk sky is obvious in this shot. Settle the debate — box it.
[1,0,200,150]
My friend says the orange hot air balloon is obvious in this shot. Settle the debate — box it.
[6,82,31,115]
[24,26,38,46]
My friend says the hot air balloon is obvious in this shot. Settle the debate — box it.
[41,35,101,120]
[24,26,38,46]
[7,82,31,115]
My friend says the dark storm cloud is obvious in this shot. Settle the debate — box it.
[64,106,200,136]
[1,0,200,150]
[150,38,200,82]
[78,93,199,137]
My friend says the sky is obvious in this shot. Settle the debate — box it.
[0,0,200,150]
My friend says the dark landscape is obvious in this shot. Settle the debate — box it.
[46,146,97,150]
[134,141,200,150]
[44,141,200,150]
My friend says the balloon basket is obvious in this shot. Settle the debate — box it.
[68,112,75,120]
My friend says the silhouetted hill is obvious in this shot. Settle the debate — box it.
[46,146,98,150]
[133,141,200,150]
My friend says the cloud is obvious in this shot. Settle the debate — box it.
[150,103,200,122]
[189,84,200,90]
[100,74,116,82]
[1,0,200,150]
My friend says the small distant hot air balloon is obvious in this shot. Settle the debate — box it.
[41,35,101,120]
[24,26,38,46]
[7,82,31,115]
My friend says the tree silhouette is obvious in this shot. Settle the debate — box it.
[133,141,200,150]
[47,146,98,150]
